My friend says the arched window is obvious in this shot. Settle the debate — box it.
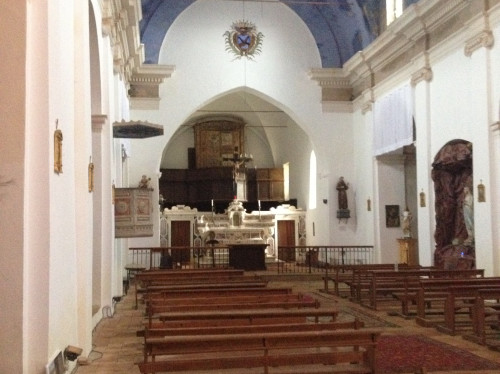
[309,151,317,209]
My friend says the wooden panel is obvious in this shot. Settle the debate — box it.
[194,121,244,168]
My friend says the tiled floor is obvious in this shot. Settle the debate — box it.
[74,274,500,374]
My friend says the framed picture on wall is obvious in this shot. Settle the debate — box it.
[385,205,400,227]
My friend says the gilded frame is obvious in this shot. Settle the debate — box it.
[54,129,63,174]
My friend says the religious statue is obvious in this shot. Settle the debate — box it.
[336,177,349,210]
[138,175,151,189]
[401,208,412,238]
[336,177,350,221]
[463,186,474,244]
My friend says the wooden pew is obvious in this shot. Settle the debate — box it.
[141,319,365,338]
[137,278,268,308]
[146,294,320,316]
[322,263,422,296]
[414,278,500,327]
[138,328,382,374]
[354,269,484,310]
[147,308,339,329]
[143,286,293,304]
[463,289,500,347]
[435,284,500,335]
[134,268,251,307]
[144,292,312,313]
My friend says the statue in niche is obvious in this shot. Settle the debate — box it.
[336,177,349,209]
[462,186,474,244]
[336,176,350,221]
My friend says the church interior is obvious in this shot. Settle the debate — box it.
[2,0,500,373]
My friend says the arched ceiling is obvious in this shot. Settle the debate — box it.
[140,0,385,68]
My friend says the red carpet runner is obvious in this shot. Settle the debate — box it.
[377,335,500,373]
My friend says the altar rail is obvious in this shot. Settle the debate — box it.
[276,246,374,274]
[128,246,231,270]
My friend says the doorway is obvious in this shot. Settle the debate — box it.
[277,220,295,262]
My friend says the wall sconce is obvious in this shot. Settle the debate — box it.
[367,197,371,211]
[477,180,485,202]
[419,189,426,207]
[322,199,328,204]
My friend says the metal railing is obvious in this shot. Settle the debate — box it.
[275,246,374,274]
[128,246,231,270]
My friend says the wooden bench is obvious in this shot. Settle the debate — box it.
[134,268,251,307]
[143,287,293,305]
[138,328,382,374]
[138,279,269,308]
[414,278,500,327]
[140,319,365,338]
[146,295,320,315]
[144,292,313,313]
[147,308,338,329]
[435,284,500,335]
[353,269,484,310]
[322,263,423,296]
[463,288,500,348]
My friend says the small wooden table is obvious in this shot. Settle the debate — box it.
[228,244,267,271]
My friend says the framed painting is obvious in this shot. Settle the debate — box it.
[385,205,400,227]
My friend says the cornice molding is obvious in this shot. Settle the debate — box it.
[464,30,494,57]
[308,68,351,88]
[411,67,433,86]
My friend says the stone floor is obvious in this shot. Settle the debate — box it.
[73,273,500,374]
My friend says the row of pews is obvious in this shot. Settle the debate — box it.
[323,263,500,351]
[134,268,383,374]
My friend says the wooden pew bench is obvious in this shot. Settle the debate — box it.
[143,287,293,305]
[137,279,268,308]
[435,284,500,335]
[414,278,500,327]
[322,263,423,296]
[138,328,382,374]
[353,269,484,310]
[463,288,500,348]
[146,295,320,315]
[139,319,365,338]
[144,292,315,313]
[147,308,339,329]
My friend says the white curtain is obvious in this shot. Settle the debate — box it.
[373,84,413,156]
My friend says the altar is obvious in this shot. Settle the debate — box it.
[159,200,306,270]
[228,243,268,270]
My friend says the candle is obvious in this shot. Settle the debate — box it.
[211,199,214,207]
[258,200,261,209]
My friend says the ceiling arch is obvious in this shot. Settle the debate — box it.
[139,0,383,68]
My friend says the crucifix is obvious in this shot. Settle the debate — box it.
[222,146,253,200]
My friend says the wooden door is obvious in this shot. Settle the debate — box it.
[277,220,295,262]
[171,220,191,264]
